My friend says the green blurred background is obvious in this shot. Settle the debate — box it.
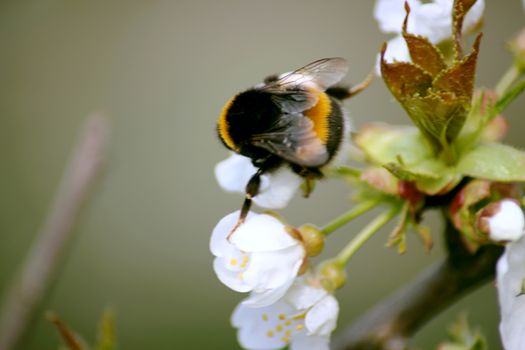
[0,0,524,349]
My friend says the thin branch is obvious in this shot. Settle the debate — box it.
[0,114,111,350]
[332,220,503,350]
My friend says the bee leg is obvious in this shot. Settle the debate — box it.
[227,168,264,240]
[301,178,316,198]
[326,69,375,100]
[290,165,322,198]
[347,69,374,98]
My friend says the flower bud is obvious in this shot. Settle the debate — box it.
[317,260,346,292]
[296,224,325,257]
[510,28,525,73]
[477,199,525,242]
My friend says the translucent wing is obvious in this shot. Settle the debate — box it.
[261,58,348,114]
[251,114,329,167]
[266,57,349,91]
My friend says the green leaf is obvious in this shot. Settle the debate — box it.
[406,91,469,147]
[415,173,462,196]
[355,124,434,166]
[456,143,525,182]
[387,202,409,254]
[96,308,117,350]
[355,123,460,195]
[439,314,487,350]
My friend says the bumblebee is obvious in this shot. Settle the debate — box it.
[217,58,366,232]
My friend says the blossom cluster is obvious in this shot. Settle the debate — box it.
[210,1,525,349]
[210,199,339,349]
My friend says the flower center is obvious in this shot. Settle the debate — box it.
[261,311,307,344]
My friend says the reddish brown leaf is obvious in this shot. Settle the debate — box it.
[452,0,478,59]
[380,44,433,101]
[403,33,447,77]
[401,2,446,76]
[434,33,482,100]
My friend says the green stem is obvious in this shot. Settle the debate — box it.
[330,166,362,178]
[335,206,399,266]
[320,200,379,236]
[495,65,520,96]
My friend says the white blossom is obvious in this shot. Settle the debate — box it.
[479,200,525,242]
[210,211,305,307]
[215,153,302,209]
[231,277,339,350]
[497,235,525,350]
[374,0,485,69]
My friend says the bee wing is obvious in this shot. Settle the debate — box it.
[262,58,348,114]
[251,114,329,167]
[266,57,349,91]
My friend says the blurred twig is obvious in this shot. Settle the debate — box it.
[0,114,111,350]
[332,219,503,350]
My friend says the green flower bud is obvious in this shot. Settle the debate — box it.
[296,224,325,257]
[317,260,346,292]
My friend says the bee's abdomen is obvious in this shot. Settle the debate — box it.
[325,98,344,158]
[218,89,281,151]
[303,92,344,161]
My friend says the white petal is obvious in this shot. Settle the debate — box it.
[413,0,452,42]
[497,236,525,350]
[463,0,484,33]
[231,301,296,350]
[213,258,253,292]
[240,247,305,307]
[488,200,525,242]
[253,167,302,209]
[214,153,301,210]
[290,335,330,350]
[210,210,253,257]
[215,153,256,193]
[241,279,295,308]
[305,295,339,336]
[244,246,305,290]
[232,299,294,327]
[231,213,299,252]
[237,323,285,350]
[375,35,411,75]
[374,0,419,34]
[285,279,327,310]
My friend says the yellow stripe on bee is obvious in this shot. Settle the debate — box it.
[217,96,239,151]
[304,90,331,145]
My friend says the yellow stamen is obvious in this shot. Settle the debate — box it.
[262,313,268,321]
[229,258,238,266]
[296,324,304,331]
[278,313,286,320]
[266,330,274,338]
[275,324,283,332]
